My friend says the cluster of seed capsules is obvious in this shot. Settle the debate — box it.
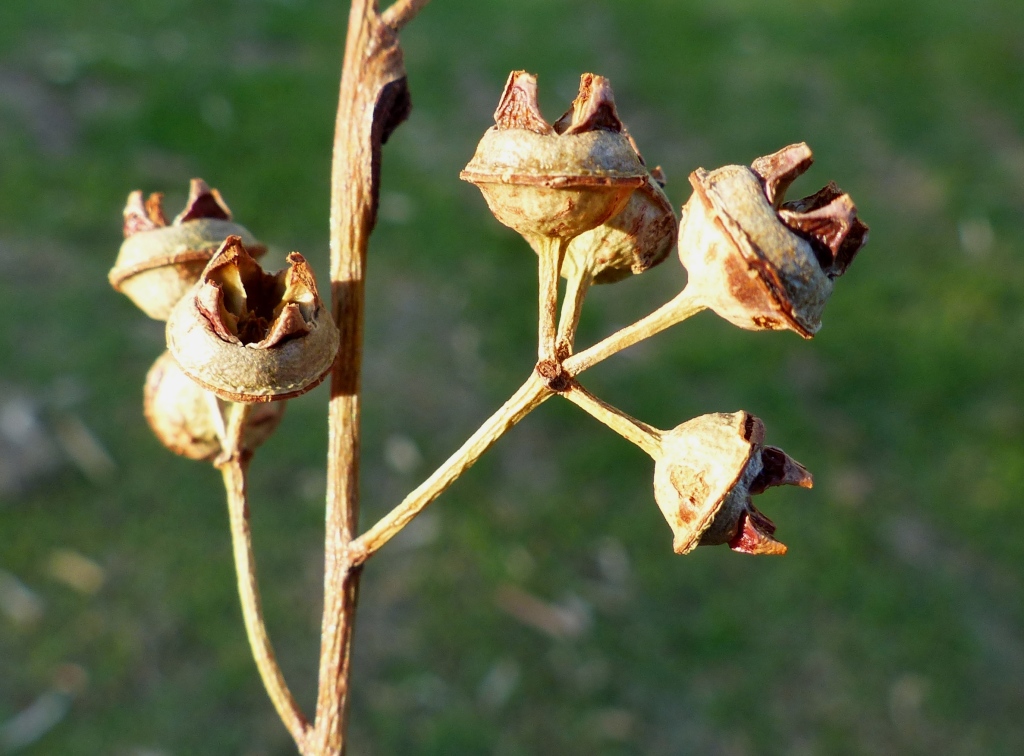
[109,179,340,463]
[460,71,868,555]
[109,70,867,556]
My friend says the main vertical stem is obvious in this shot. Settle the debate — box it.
[315,1,415,752]
[316,3,372,750]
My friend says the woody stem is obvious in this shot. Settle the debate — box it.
[380,0,430,30]
[318,0,428,752]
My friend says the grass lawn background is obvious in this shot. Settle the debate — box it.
[2,0,1023,753]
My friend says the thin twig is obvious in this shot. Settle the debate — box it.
[350,373,552,564]
[563,382,663,457]
[218,405,311,753]
[381,0,431,30]
[563,285,706,375]
[537,236,569,363]
[353,283,706,563]
[555,267,592,357]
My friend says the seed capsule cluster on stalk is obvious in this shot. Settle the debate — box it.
[109,179,339,463]
[462,71,869,555]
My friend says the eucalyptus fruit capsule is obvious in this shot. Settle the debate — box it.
[144,351,285,461]
[678,143,869,337]
[109,179,266,321]
[653,411,812,555]
[167,236,340,403]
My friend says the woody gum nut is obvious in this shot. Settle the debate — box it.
[460,71,647,243]
[109,179,266,321]
[166,236,340,403]
[652,412,811,555]
[562,171,677,284]
[144,351,284,461]
[678,143,868,337]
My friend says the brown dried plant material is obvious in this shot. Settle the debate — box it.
[167,237,340,403]
[678,143,869,337]
[461,71,648,362]
[109,179,266,321]
[144,351,284,461]
[561,170,677,286]
[460,71,647,243]
[563,385,811,557]
[652,412,812,555]
[554,165,678,357]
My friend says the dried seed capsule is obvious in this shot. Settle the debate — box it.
[563,384,811,556]
[166,236,339,403]
[653,412,812,555]
[554,164,677,357]
[144,351,284,461]
[561,169,677,285]
[462,71,648,362]
[678,143,868,337]
[460,71,647,244]
[109,179,266,321]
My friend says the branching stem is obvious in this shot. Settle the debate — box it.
[381,0,430,30]
[350,373,552,564]
[564,285,706,375]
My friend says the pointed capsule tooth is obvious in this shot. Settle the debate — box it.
[493,70,553,134]
[649,165,667,188]
[728,507,787,555]
[750,446,813,494]
[123,190,158,238]
[125,190,146,214]
[778,192,857,267]
[750,142,814,207]
[145,192,168,225]
[730,529,788,555]
[559,73,623,135]
[833,216,869,277]
[782,181,843,214]
[277,252,318,315]
[260,301,310,347]
[194,277,238,343]
[174,178,233,224]
[218,234,248,264]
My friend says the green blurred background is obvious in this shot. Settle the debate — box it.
[2,0,1023,753]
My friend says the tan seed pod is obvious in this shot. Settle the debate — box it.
[563,386,812,557]
[460,71,647,244]
[166,236,340,403]
[652,411,812,555]
[678,143,868,337]
[561,170,677,285]
[144,351,285,461]
[109,179,266,321]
